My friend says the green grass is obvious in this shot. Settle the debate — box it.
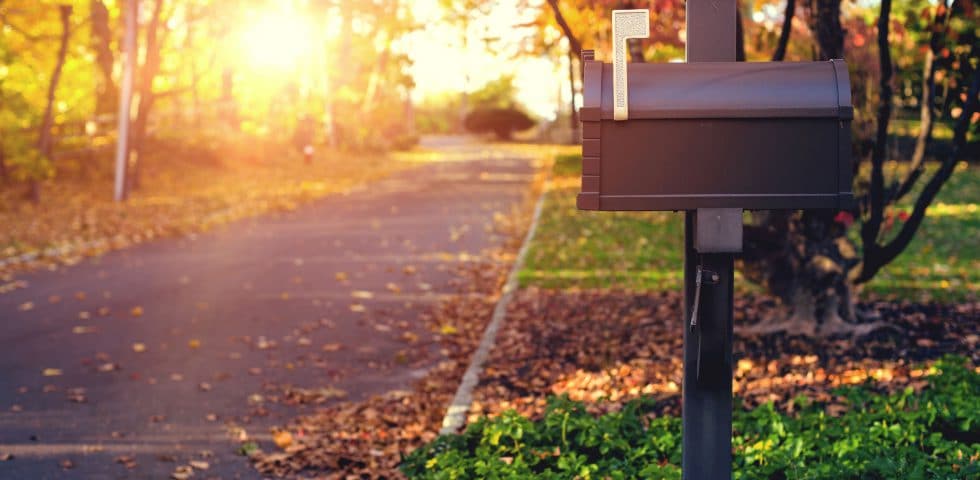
[522,154,979,301]
[520,154,684,291]
[867,161,980,301]
[403,357,980,479]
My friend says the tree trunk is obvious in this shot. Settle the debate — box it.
[90,0,117,116]
[128,0,165,191]
[33,5,73,204]
[805,0,845,60]
[567,48,579,143]
[740,210,867,336]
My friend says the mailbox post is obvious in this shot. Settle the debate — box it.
[576,2,852,479]
[685,3,737,480]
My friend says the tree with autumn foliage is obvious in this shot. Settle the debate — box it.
[532,0,978,335]
[0,0,420,203]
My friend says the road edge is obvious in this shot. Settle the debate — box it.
[439,172,550,434]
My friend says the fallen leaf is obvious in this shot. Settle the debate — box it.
[273,430,293,449]
[171,465,193,479]
[132,343,147,353]
[72,326,96,334]
[98,363,118,372]
[42,368,63,377]
[130,306,144,317]
[321,343,342,352]
[349,304,366,313]
[18,302,34,311]
[115,455,137,469]
[66,388,87,403]
[189,460,210,470]
[439,324,458,335]
[351,290,374,299]
[188,339,201,349]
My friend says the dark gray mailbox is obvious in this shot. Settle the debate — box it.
[577,53,854,211]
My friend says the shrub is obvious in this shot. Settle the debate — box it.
[463,108,535,140]
[402,356,980,479]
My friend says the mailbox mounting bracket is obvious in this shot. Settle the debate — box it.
[694,208,743,253]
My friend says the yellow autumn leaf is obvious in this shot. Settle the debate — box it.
[273,430,293,449]
[439,324,458,335]
[42,368,63,377]
[130,306,144,317]
[132,343,147,353]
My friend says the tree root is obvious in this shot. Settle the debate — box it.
[737,310,902,338]
[738,311,816,337]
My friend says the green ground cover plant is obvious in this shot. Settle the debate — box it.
[520,154,979,301]
[403,356,980,479]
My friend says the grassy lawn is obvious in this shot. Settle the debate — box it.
[521,153,979,301]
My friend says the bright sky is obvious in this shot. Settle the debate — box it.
[405,0,566,120]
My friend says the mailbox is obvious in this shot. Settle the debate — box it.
[577,52,854,211]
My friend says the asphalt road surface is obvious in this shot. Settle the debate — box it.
[0,141,536,479]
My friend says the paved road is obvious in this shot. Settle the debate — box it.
[0,141,536,479]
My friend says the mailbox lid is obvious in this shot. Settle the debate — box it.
[595,60,852,120]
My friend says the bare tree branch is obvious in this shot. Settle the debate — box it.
[857,66,980,282]
[891,0,953,202]
[32,4,73,203]
[857,0,893,276]
[772,0,796,61]
[546,0,581,57]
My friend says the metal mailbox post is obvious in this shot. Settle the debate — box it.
[576,4,853,480]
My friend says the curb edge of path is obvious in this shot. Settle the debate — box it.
[439,172,550,434]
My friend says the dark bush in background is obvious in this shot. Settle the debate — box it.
[464,107,535,140]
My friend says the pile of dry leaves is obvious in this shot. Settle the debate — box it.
[469,288,979,422]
